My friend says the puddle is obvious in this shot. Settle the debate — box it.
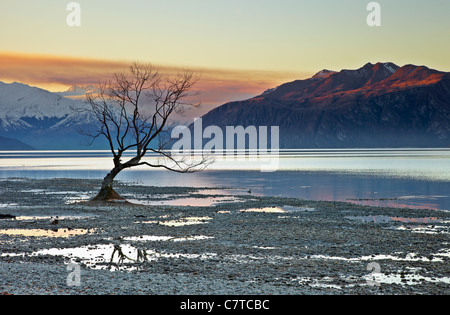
[18,189,94,204]
[282,206,316,212]
[309,252,444,263]
[129,196,244,207]
[0,228,94,238]
[20,189,46,194]
[294,276,343,290]
[65,194,93,204]
[395,224,450,234]
[159,217,213,227]
[21,242,217,271]
[14,214,97,222]
[240,206,315,214]
[196,188,251,196]
[346,216,449,234]
[0,214,96,222]
[21,189,92,196]
[16,244,146,271]
[241,207,287,213]
[252,246,277,250]
[294,268,450,290]
[347,198,442,211]
[0,203,18,208]
[346,216,444,224]
[362,267,450,286]
[290,252,450,287]
[122,235,213,242]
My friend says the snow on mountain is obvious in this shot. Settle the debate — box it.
[312,69,337,79]
[260,86,280,96]
[0,81,103,149]
[0,116,32,130]
[0,81,89,119]
[0,81,93,131]
[0,80,188,149]
[382,62,398,74]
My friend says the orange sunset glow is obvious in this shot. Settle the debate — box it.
[0,51,304,107]
[1,0,449,109]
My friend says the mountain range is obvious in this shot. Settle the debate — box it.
[0,82,206,150]
[0,81,99,150]
[1,62,449,150]
[198,62,450,148]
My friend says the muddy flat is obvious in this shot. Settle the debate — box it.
[0,178,449,295]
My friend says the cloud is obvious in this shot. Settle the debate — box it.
[0,51,306,106]
[0,51,128,87]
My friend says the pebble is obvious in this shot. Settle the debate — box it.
[0,178,449,295]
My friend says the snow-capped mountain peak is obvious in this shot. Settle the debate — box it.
[382,62,398,74]
[0,80,103,149]
[312,69,337,79]
[0,81,88,120]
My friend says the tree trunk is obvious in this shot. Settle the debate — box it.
[92,166,124,201]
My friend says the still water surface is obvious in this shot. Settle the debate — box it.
[0,149,449,211]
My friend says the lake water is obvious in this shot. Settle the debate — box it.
[0,149,449,211]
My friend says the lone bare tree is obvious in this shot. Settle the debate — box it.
[83,63,208,201]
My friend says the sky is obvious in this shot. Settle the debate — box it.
[1,0,450,106]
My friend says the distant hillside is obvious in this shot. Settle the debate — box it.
[197,62,450,148]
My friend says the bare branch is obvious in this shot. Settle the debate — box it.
[79,63,209,199]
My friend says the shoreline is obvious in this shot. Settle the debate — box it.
[0,178,449,295]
